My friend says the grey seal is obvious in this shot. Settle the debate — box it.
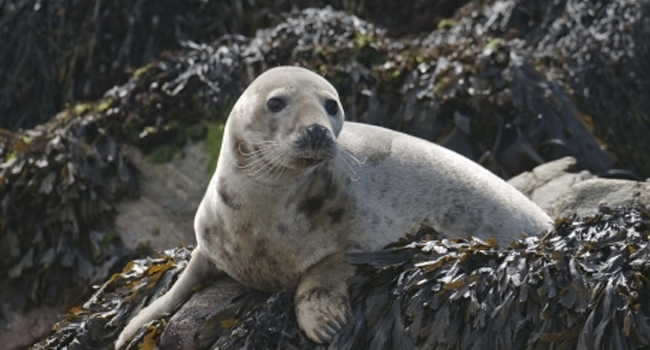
[116,66,551,347]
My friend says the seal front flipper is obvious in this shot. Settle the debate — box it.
[115,248,222,349]
[295,252,354,344]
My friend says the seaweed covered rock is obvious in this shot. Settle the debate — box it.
[0,115,136,315]
[0,0,470,132]
[35,206,650,349]
[344,206,650,349]
[0,32,243,326]
[33,247,193,350]
[4,2,650,348]
[512,0,650,178]
[4,1,648,176]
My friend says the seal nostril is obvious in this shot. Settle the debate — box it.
[306,124,330,149]
[306,124,327,137]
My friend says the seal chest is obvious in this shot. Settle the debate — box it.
[116,66,552,348]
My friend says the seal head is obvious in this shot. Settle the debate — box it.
[228,67,343,178]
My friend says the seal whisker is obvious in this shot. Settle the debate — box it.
[238,151,278,177]
[342,149,362,167]
[267,152,292,182]
[238,159,271,174]
[257,154,283,181]
[237,145,281,171]
[335,150,361,181]
[336,159,359,182]
[267,158,289,182]
[249,149,289,182]
[238,153,273,171]
[242,157,277,177]
[238,142,278,157]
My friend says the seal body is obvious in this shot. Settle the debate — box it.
[116,66,551,347]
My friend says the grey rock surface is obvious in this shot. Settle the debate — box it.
[508,157,596,217]
[160,279,249,350]
[509,156,650,219]
[0,305,59,350]
[114,142,209,251]
[553,179,650,218]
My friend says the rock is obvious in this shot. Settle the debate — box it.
[114,142,207,251]
[35,208,650,350]
[510,156,650,219]
[160,279,250,350]
[0,305,59,350]
[508,157,596,216]
[554,179,650,218]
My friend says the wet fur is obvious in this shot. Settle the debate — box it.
[116,67,551,347]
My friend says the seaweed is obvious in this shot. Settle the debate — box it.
[33,247,191,350]
[343,205,650,349]
[4,1,650,340]
[35,206,650,349]
[0,107,135,320]
[447,0,650,176]
[0,0,471,132]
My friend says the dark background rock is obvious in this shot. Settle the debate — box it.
[7,0,648,178]
[0,0,470,131]
[486,0,650,180]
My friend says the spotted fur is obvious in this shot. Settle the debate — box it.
[116,66,551,348]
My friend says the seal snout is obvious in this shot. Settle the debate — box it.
[294,123,337,164]
[305,124,333,151]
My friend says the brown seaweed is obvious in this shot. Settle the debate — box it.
[34,206,650,349]
[0,112,135,321]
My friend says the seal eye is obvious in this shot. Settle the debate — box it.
[267,97,286,113]
[325,99,338,116]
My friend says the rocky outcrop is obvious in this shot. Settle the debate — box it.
[508,157,596,215]
[553,179,650,218]
[0,306,59,350]
[35,203,650,350]
[509,156,650,218]
[114,143,205,251]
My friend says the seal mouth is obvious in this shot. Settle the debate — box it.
[295,151,337,167]
[298,158,322,166]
